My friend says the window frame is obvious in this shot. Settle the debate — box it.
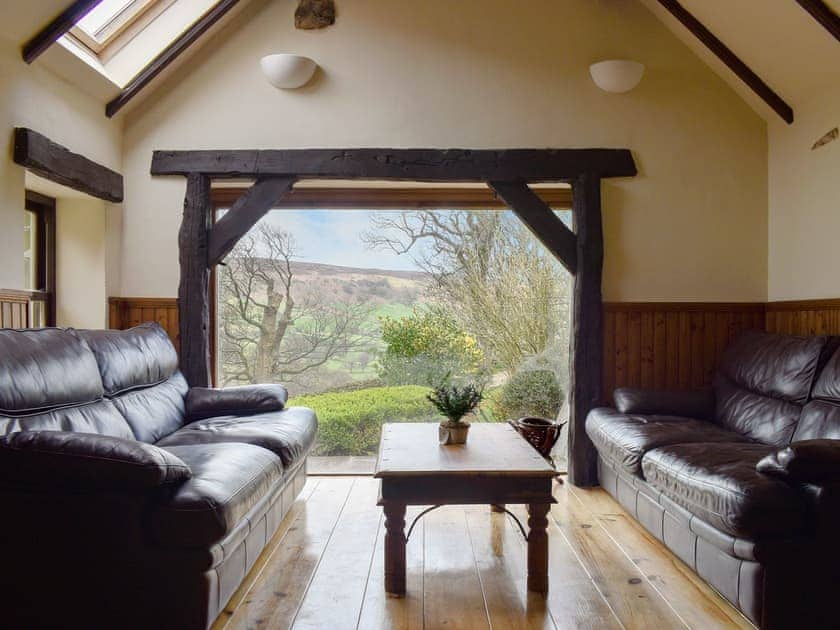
[24,191,56,327]
[69,0,176,60]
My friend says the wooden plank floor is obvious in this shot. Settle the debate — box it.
[213,476,753,630]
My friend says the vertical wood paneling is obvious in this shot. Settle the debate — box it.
[602,303,766,402]
[109,297,180,353]
[0,289,44,328]
[765,300,840,336]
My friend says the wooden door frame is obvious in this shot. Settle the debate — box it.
[24,190,56,326]
[151,148,637,487]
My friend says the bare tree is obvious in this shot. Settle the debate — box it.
[219,224,370,386]
[363,210,570,376]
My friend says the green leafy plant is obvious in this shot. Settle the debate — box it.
[496,369,563,421]
[427,383,483,423]
[378,308,484,387]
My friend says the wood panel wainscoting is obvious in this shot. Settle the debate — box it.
[0,289,51,328]
[108,297,179,352]
[765,298,840,336]
[602,302,766,402]
[107,296,840,402]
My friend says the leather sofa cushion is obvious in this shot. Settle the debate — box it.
[0,430,191,490]
[0,328,103,415]
[812,344,840,402]
[74,324,178,396]
[717,330,827,404]
[793,400,840,441]
[586,407,746,476]
[713,377,803,446]
[613,387,715,420]
[641,443,808,538]
[150,443,283,548]
[111,373,188,443]
[157,407,317,468]
[0,399,134,440]
[185,384,288,422]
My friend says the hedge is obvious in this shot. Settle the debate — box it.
[289,385,437,456]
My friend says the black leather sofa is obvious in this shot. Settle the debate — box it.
[0,323,317,629]
[587,330,840,629]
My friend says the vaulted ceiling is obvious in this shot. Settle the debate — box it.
[6,0,840,123]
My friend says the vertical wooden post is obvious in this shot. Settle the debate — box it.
[178,173,213,387]
[568,173,604,487]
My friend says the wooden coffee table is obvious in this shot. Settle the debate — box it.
[374,422,557,595]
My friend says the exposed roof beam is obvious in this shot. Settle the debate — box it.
[795,0,840,42]
[151,148,638,181]
[22,0,103,63]
[106,0,240,118]
[656,0,794,124]
[13,127,124,202]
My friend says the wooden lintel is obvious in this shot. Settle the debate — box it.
[568,173,604,487]
[178,173,213,387]
[488,181,577,274]
[208,177,297,265]
[151,148,638,181]
[22,0,102,63]
[656,0,794,124]
[795,0,840,42]
[106,0,240,117]
[13,127,123,202]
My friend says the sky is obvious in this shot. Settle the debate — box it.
[258,209,429,271]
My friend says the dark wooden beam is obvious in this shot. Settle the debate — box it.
[487,181,577,274]
[656,0,794,124]
[22,0,103,63]
[106,0,240,117]
[178,173,213,387]
[13,127,123,202]
[151,148,638,181]
[795,0,840,42]
[208,177,297,266]
[567,173,604,487]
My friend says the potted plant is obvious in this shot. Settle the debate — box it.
[427,383,483,445]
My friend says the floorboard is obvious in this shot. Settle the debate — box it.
[212,476,752,630]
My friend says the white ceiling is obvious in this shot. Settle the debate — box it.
[5,0,840,125]
[639,0,840,124]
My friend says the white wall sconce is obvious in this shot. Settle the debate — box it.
[589,60,645,94]
[260,54,318,89]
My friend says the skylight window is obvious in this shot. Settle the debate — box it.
[72,0,162,53]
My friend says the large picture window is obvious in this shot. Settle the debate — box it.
[213,188,572,471]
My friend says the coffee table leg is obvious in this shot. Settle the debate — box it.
[527,503,550,593]
[384,502,407,595]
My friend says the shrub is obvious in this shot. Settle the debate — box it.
[289,385,435,456]
[496,369,563,421]
[378,308,484,387]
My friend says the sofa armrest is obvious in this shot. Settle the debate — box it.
[613,387,715,419]
[757,439,840,484]
[185,384,288,421]
[0,431,191,491]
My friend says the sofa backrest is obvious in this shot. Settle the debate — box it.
[0,328,135,439]
[793,345,840,441]
[712,330,829,446]
[73,324,188,443]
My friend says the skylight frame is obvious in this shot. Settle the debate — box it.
[69,0,173,57]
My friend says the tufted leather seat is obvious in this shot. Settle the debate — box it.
[150,443,285,548]
[158,407,317,469]
[586,408,747,475]
[641,442,807,538]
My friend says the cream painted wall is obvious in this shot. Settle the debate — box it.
[0,37,122,292]
[56,197,108,328]
[118,0,768,301]
[768,84,840,301]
